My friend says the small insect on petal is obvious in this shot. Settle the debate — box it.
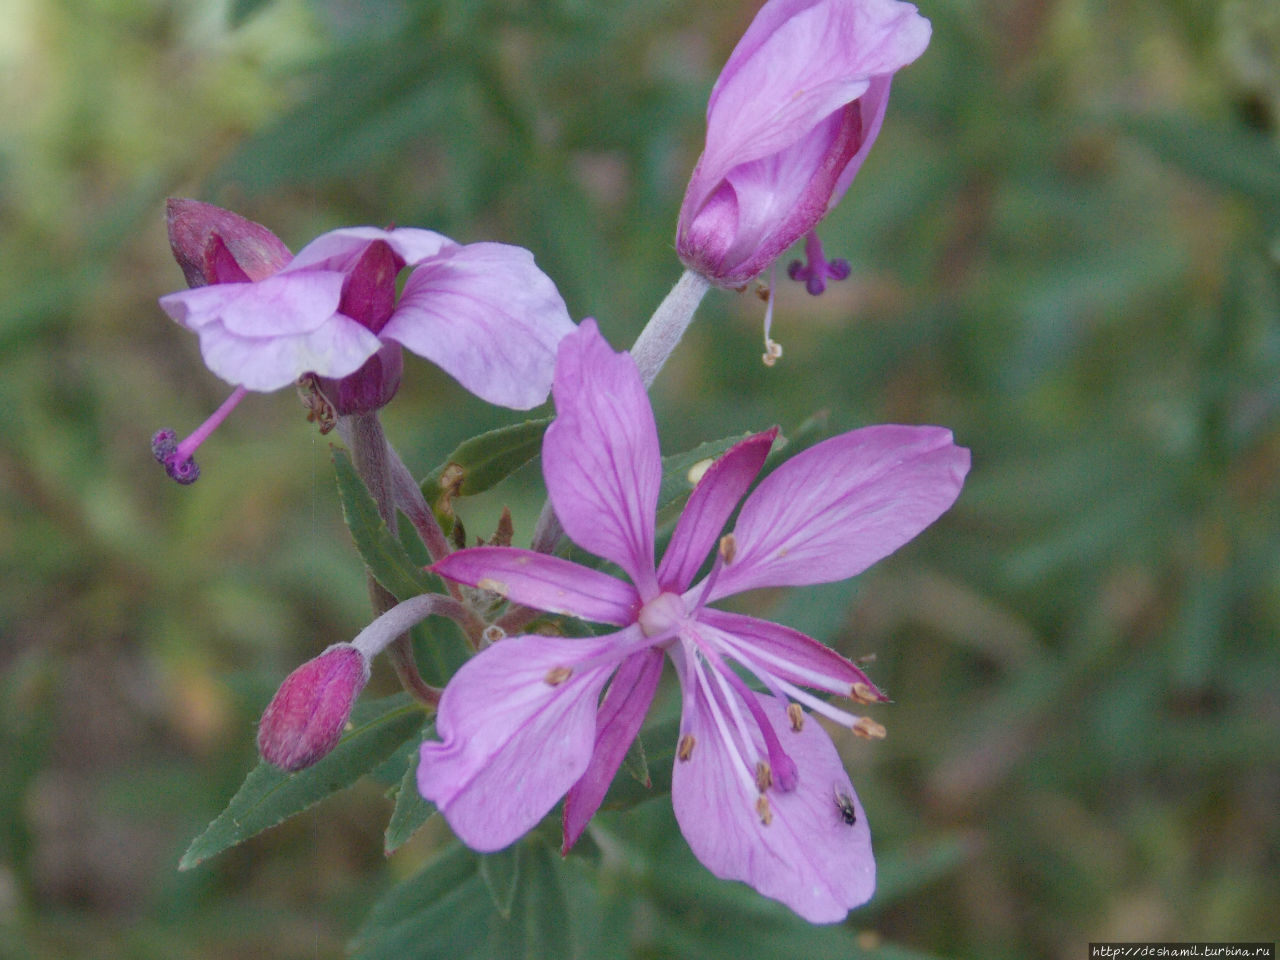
[833,786,858,826]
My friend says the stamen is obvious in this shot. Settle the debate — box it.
[718,533,737,565]
[761,263,783,368]
[544,666,573,686]
[677,733,696,762]
[715,630,872,701]
[787,231,850,297]
[852,717,887,740]
[481,624,506,648]
[151,385,249,485]
[692,628,799,792]
[771,674,863,729]
[755,761,773,792]
[851,681,881,704]
[755,794,773,826]
[787,703,805,732]
[687,654,761,798]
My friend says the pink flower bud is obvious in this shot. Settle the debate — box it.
[676,0,931,288]
[257,644,370,771]
[166,198,293,287]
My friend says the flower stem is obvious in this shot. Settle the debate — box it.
[629,269,712,387]
[340,412,442,703]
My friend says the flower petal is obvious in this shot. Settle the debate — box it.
[658,429,777,593]
[671,688,875,922]
[380,242,575,410]
[693,0,930,212]
[710,425,969,599]
[542,320,662,594]
[432,547,640,626]
[286,226,456,272]
[160,270,346,337]
[417,634,620,852]
[562,645,664,853]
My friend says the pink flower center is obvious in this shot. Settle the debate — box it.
[638,591,687,639]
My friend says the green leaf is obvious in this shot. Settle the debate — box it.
[385,743,438,855]
[179,695,425,870]
[419,418,550,514]
[333,446,439,601]
[656,431,754,513]
[351,838,575,960]
[478,844,521,920]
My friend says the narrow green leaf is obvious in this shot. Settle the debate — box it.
[333,446,438,601]
[180,695,424,870]
[385,740,438,855]
[420,418,550,508]
[478,844,521,920]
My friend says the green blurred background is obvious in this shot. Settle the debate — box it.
[2,0,1277,957]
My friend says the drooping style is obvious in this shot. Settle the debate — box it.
[420,320,969,922]
[152,200,574,482]
[676,0,931,291]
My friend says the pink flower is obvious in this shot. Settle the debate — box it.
[676,0,931,290]
[152,201,575,483]
[419,320,968,922]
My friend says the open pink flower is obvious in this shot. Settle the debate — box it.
[152,201,574,482]
[676,0,931,291]
[420,319,968,922]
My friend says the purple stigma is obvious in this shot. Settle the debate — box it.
[151,429,201,485]
[787,232,850,297]
[150,385,249,486]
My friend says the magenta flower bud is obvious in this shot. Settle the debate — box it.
[676,0,931,289]
[166,198,293,287]
[257,644,371,771]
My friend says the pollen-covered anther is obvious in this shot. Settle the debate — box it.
[477,577,509,597]
[755,761,773,792]
[677,733,696,762]
[762,338,783,367]
[787,702,805,732]
[852,717,887,740]
[719,533,737,565]
[482,624,506,646]
[544,666,573,686]
[851,681,880,704]
[755,794,773,826]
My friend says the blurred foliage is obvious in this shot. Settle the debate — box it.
[1,0,1278,957]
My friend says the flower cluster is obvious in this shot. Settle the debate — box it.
[157,0,954,927]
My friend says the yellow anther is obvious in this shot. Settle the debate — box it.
[852,717,887,740]
[851,682,879,704]
[677,733,696,762]
[762,338,783,367]
[544,666,573,686]
[719,533,737,565]
[787,702,805,732]
[755,761,773,792]
[755,794,773,826]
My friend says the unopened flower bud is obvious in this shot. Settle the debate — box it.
[166,198,293,287]
[257,644,370,771]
